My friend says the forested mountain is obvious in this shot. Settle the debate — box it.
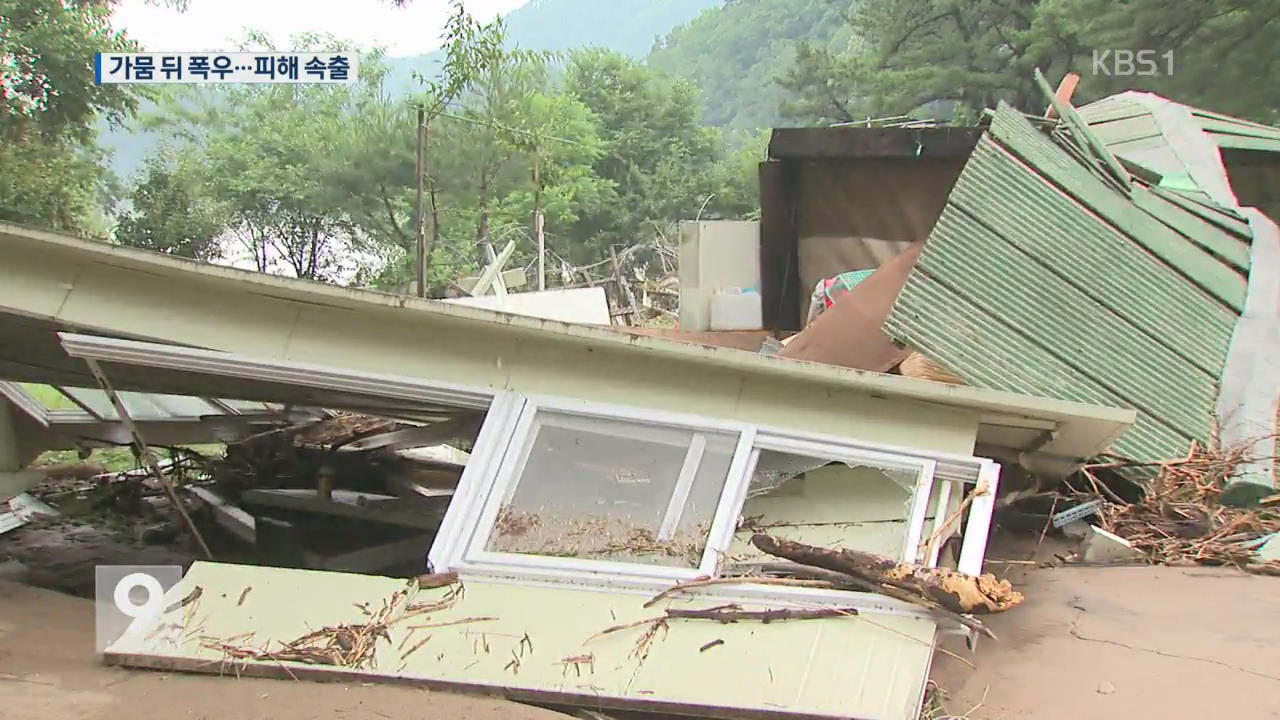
[648,0,850,130]
[503,0,723,58]
[382,0,722,93]
[651,0,1280,129]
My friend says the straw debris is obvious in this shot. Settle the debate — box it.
[1081,439,1280,572]
[202,581,470,670]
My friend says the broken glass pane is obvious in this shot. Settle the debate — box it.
[748,451,919,498]
[484,412,738,568]
[733,449,923,563]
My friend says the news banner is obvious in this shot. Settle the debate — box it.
[95,52,359,84]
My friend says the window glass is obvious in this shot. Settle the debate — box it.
[729,449,924,566]
[484,412,738,568]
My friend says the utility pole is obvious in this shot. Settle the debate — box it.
[533,154,545,291]
[414,106,427,298]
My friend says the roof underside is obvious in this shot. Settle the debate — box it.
[886,102,1250,465]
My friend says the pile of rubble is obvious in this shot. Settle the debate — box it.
[2,412,474,592]
[1082,442,1280,573]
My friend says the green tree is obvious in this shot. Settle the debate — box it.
[142,40,371,279]
[0,0,138,232]
[0,135,105,231]
[777,0,1280,125]
[648,0,851,130]
[779,0,1085,123]
[113,151,227,260]
[1067,0,1280,122]
[453,26,555,264]
[564,48,736,257]
[0,0,190,232]
[0,0,141,139]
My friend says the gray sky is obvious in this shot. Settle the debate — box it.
[113,0,528,57]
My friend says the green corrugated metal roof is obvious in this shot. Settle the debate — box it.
[987,105,1247,310]
[1080,92,1280,178]
[885,103,1248,466]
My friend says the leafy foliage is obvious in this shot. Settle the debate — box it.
[775,0,1280,124]
[0,0,140,140]
[0,134,106,231]
[101,7,760,295]
[1068,0,1280,123]
[143,53,381,279]
[564,48,754,259]
[113,150,226,259]
[0,0,143,233]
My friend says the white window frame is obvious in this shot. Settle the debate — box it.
[435,393,1001,591]
[445,394,757,582]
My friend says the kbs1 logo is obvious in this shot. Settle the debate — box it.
[1091,50,1174,77]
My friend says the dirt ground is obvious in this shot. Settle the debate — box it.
[3,530,1279,720]
[930,532,1280,719]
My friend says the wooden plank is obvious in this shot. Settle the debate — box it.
[1212,134,1280,152]
[342,415,482,452]
[768,127,983,160]
[1192,108,1280,133]
[758,160,803,331]
[1044,72,1080,118]
[1079,100,1151,124]
[240,488,449,529]
[186,485,256,543]
[1196,116,1280,142]
[1034,69,1131,191]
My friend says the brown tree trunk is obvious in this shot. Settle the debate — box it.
[750,534,1023,615]
[475,172,491,265]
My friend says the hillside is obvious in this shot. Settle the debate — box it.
[504,0,723,57]
[648,0,851,130]
[102,0,724,180]
[383,0,723,94]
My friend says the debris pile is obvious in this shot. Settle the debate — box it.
[210,413,407,500]
[1081,441,1280,573]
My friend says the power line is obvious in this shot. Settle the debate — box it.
[431,109,584,147]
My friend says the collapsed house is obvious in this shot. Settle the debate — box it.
[3,79,1276,719]
[0,219,1132,719]
[756,84,1280,504]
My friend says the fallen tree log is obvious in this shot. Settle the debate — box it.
[751,534,1023,615]
[740,561,997,640]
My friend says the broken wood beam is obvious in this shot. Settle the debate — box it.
[741,561,998,640]
[665,605,858,624]
[750,534,1022,615]
[1045,72,1081,118]
[415,572,459,589]
[342,415,482,453]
